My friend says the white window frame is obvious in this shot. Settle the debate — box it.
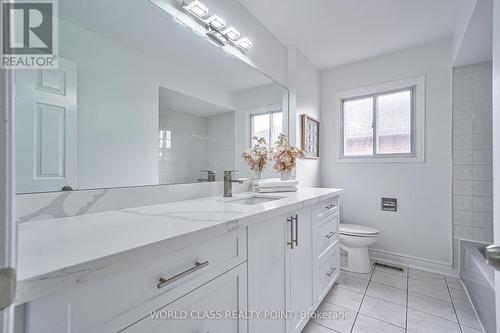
[249,105,282,147]
[336,75,425,163]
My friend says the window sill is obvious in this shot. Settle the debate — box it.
[336,155,425,164]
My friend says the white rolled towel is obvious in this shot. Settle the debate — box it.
[254,186,298,193]
[253,180,299,188]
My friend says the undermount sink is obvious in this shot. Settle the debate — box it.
[227,195,284,205]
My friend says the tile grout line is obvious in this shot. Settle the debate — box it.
[348,266,375,333]
[445,276,463,333]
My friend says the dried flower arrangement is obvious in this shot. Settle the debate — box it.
[242,137,271,177]
[273,134,304,177]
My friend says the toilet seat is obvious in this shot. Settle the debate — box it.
[340,223,379,237]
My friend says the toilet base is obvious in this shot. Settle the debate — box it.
[340,245,372,273]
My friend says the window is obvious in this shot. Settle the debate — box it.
[250,111,282,147]
[338,76,425,162]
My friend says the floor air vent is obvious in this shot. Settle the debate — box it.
[374,262,405,272]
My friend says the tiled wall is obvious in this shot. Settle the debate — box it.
[205,112,236,181]
[159,109,206,184]
[452,62,493,268]
[159,109,235,184]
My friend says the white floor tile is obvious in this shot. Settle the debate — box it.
[365,281,407,306]
[460,325,484,333]
[302,321,335,333]
[409,268,446,287]
[323,284,364,311]
[339,273,369,294]
[371,271,407,290]
[449,288,474,311]
[312,302,356,333]
[455,305,482,330]
[408,278,451,302]
[407,308,461,333]
[351,314,405,333]
[359,295,406,328]
[408,292,457,322]
[444,276,465,291]
[340,269,372,281]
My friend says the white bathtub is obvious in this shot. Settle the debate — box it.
[460,240,495,333]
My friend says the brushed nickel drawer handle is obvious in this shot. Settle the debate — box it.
[293,214,298,246]
[325,231,336,239]
[157,261,209,289]
[326,267,336,277]
[325,203,336,210]
[287,216,294,249]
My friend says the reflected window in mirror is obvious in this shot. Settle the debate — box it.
[250,111,283,147]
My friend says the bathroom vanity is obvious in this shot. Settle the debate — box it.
[16,188,341,333]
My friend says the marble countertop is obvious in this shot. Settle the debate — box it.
[17,187,342,304]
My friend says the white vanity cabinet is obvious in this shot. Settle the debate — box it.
[20,192,341,333]
[312,197,340,305]
[120,264,247,333]
[247,196,340,333]
[286,207,315,333]
[24,228,247,333]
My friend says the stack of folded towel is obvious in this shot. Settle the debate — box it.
[253,179,299,193]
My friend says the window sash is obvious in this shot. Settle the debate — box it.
[250,110,282,147]
[341,86,415,158]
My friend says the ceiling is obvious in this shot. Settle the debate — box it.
[238,0,464,70]
[159,86,231,116]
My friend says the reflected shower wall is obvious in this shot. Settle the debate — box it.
[158,86,235,184]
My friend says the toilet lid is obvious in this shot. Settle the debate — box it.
[340,223,379,236]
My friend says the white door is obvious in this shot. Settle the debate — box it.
[122,264,247,333]
[15,58,77,193]
[285,208,314,333]
[492,0,500,330]
[0,62,16,333]
[247,214,287,333]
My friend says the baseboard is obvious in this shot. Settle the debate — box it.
[368,248,458,277]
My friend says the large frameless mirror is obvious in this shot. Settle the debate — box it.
[14,0,289,194]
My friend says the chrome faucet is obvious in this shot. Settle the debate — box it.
[223,170,243,197]
[198,170,216,182]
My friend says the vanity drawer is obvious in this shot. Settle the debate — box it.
[315,245,339,305]
[312,197,339,223]
[26,229,247,333]
[315,214,338,261]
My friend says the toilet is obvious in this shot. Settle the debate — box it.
[339,223,379,273]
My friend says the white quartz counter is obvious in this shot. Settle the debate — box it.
[16,187,342,304]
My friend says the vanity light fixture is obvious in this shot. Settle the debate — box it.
[223,26,240,41]
[184,0,208,18]
[237,37,253,50]
[207,30,228,47]
[172,0,253,51]
[206,15,225,29]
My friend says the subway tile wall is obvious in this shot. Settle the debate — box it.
[452,62,493,268]
[159,109,235,184]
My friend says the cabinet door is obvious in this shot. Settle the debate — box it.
[286,208,314,333]
[247,214,287,333]
[121,264,247,333]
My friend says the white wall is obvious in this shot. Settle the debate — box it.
[320,41,453,269]
[289,48,322,186]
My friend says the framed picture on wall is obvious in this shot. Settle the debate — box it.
[301,114,320,159]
